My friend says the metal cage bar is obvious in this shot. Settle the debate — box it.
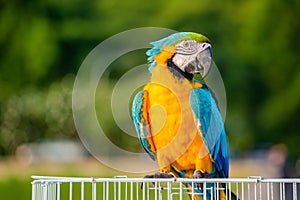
[32,176,300,200]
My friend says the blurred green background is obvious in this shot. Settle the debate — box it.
[0,0,300,199]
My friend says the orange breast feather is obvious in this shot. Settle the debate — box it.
[143,65,209,171]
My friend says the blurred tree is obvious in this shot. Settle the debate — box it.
[0,75,76,155]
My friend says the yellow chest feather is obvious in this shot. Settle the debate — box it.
[143,65,204,170]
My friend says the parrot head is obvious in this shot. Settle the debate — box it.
[147,32,212,79]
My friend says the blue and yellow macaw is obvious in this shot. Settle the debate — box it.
[132,32,236,200]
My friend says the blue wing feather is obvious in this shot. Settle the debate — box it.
[132,91,156,160]
[190,83,229,178]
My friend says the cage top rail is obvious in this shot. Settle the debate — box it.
[31,175,300,184]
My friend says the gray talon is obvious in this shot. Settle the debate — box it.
[191,170,212,189]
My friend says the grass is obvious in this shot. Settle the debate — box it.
[0,177,31,199]
[0,157,119,200]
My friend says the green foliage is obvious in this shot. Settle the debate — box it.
[0,0,299,167]
[0,75,76,155]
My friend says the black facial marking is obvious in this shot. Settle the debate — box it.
[185,64,196,74]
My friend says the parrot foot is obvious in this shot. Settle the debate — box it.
[141,172,174,189]
[144,172,175,179]
[190,170,212,189]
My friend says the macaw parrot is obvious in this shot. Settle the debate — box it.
[132,32,237,200]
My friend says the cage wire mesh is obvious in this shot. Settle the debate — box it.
[31,176,300,200]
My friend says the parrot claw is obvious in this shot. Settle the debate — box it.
[191,170,212,190]
[144,172,175,179]
[141,172,174,189]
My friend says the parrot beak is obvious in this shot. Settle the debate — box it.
[196,46,213,78]
[184,45,212,78]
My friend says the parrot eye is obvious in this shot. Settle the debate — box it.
[183,41,190,48]
[176,40,198,55]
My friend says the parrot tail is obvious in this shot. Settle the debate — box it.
[171,167,239,200]
[186,182,239,200]
[221,183,239,200]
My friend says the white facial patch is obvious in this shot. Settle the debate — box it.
[172,53,189,68]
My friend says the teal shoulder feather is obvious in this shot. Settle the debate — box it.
[190,83,229,178]
[131,91,156,160]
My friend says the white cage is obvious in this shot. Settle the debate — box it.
[31,176,300,200]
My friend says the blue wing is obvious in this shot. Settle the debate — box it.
[190,83,229,178]
[132,90,156,160]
